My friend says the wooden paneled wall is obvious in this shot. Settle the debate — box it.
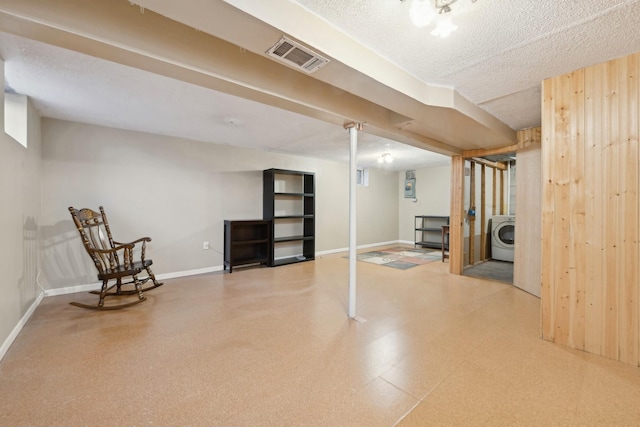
[541,52,639,366]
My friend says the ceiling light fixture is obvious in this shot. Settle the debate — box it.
[377,153,394,164]
[402,0,478,38]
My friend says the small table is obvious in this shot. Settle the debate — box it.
[441,225,449,262]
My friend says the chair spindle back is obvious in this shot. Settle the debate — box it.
[69,206,119,272]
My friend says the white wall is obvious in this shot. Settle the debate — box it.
[39,119,401,290]
[398,164,451,243]
[514,145,541,297]
[0,65,42,355]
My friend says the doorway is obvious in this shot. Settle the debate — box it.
[461,154,515,284]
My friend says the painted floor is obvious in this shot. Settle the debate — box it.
[1,246,639,426]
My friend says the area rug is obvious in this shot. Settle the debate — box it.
[349,246,442,270]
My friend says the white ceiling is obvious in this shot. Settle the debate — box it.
[291,0,640,130]
[0,31,447,170]
[2,0,640,170]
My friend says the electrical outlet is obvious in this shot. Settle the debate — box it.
[203,241,209,250]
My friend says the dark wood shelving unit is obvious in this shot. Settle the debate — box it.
[263,168,315,267]
[223,219,271,273]
[415,215,449,250]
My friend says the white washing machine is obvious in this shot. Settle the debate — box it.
[491,215,515,262]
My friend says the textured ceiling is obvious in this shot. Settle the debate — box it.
[291,0,640,130]
[2,0,640,170]
[0,32,449,170]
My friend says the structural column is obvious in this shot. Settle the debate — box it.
[345,122,363,319]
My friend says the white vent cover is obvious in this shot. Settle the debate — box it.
[266,36,329,74]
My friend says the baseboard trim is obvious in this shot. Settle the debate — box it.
[397,240,415,245]
[0,291,45,362]
[157,266,224,280]
[44,282,101,297]
[43,241,407,296]
[43,265,225,297]
[316,240,402,256]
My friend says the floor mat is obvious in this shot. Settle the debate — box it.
[464,260,514,284]
[349,246,442,270]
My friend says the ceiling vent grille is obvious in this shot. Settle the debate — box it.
[266,36,329,74]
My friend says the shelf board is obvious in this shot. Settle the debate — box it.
[272,255,315,267]
[267,168,314,176]
[231,256,269,264]
[272,214,314,219]
[231,239,269,245]
[274,235,314,243]
[416,227,442,232]
[416,241,448,249]
[274,192,314,197]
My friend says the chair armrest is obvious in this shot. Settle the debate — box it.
[88,244,135,271]
[113,237,152,262]
[113,237,152,246]
[91,243,134,253]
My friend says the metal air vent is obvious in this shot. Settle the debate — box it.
[266,36,329,74]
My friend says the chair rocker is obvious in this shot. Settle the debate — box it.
[69,206,163,310]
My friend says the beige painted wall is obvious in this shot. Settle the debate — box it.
[357,167,399,245]
[0,84,42,349]
[398,164,451,243]
[39,119,400,290]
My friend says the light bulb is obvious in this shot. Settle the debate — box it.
[409,0,436,27]
[430,14,457,38]
[377,156,384,164]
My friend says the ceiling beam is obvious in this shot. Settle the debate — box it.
[0,0,468,155]
[463,144,519,159]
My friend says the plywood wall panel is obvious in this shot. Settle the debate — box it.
[583,62,604,356]
[553,72,573,347]
[542,52,640,366]
[541,77,557,340]
[602,58,620,360]
[569,69,586,350]
[617,54,639,365]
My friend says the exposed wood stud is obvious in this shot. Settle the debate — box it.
[469,161,476,265]
[449,156,465,275]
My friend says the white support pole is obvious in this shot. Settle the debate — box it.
[346,123,361,319]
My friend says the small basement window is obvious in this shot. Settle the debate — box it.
[357,168,369,186]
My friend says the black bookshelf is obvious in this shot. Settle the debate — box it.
[263,168,315,267]
[415,215,449,249]
[223,219,271,273]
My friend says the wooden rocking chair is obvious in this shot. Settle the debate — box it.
[68,206,163,310]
